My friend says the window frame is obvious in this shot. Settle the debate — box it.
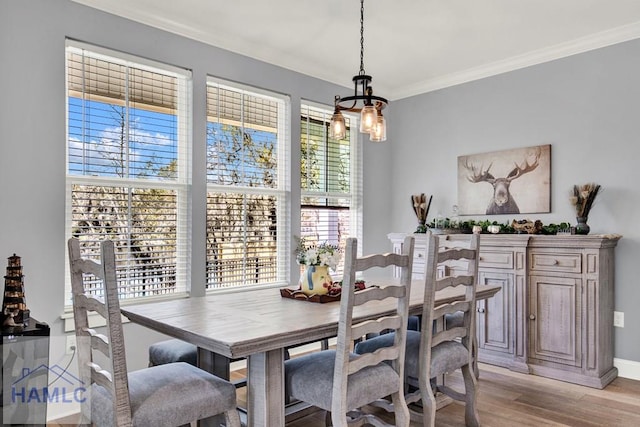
[300,101,363,276]
[205,77,291,292]
[64,40,193,309]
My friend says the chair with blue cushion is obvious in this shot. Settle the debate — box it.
[68,238,241,427]
[355,231,481,426]
[285,236,415,427]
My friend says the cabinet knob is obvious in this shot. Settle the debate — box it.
[529,314,536,320]
[417,253,423,258]
[477,308,485,313]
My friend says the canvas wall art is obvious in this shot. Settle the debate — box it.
[457,144,551,215]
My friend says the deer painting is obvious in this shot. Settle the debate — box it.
[463,147,542,215]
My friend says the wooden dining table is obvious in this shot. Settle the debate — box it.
[121,280,501,427]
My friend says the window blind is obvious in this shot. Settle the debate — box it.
[205,79,289,290]
[300,103,361,275]
[65,41,191,304]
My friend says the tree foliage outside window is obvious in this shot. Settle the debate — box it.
[205,80,288,289]
[66,43,190,302]
[300,104,358,276]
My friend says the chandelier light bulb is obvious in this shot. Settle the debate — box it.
[369,112,386,142]
[330,110,346,139]
[359,105,377,133]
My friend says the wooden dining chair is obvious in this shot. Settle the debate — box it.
[355,231,481,426]
[285,236,415,427]
[68,238,241,427]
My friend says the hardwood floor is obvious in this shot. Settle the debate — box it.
[50,363,640,426]
[284,363,640,426]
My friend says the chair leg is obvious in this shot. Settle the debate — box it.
[472,334,480,379]
[461,363,480,427]
[224,408,242,427]
[419,377,437,427]
[390,390,410,427]
[324,410,332,426]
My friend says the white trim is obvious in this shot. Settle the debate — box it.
[46,394,80,423]
[392,21,640,99]
[615,357,640,381]
[62,311,129,333]
[61,292,189,332]
[66,39,191,77]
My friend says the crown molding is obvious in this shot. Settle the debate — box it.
[392,21,640,100]
[71,2,640,102]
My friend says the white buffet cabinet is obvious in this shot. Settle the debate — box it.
[388,232,621,389]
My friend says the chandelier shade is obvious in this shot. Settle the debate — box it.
[329,0,388,142]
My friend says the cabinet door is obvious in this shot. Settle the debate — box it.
[529,275,581,367]
[477,270,513,356]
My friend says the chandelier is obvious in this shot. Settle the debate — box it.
[329,0,388,142]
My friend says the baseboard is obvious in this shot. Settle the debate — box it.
[614,358,640,381]
[46,391,80,422]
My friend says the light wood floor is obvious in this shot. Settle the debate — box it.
[285,363,640,427]
[51,363,640,426]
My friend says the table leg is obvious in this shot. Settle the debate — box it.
[247,348,285,427]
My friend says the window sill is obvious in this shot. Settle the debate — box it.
[61,292,190,332]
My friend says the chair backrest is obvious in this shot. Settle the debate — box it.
[419,231,480,373]
[68,238,132,426]
[331,236,415,418]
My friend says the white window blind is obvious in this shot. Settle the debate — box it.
[65,41,192,304]
[205,78,290,290]
[300,104,361,276]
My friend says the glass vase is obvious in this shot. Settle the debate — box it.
[575,216,590,235]
[300,265,332,296]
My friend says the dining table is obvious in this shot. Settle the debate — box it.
[120,280,501,427]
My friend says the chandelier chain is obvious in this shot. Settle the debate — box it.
[359,0,365,75]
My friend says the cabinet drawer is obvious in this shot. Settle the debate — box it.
[479,251,514,269]
[530,252,582,273]
[412,245,427,277]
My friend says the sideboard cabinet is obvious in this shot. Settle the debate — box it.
[388,232,621,388]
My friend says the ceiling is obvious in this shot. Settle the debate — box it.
[71,0,640,100]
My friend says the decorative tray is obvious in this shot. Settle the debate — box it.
[279,288,340,303]
[280,281,366,304]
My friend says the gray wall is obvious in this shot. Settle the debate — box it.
[388,40,640,363]
[0,0,392,374]
[1,0,636,388]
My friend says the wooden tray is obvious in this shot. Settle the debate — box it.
[280,281,366,303]
[279,288,341,303]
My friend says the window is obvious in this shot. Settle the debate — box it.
[300,104,361,275]
[65,41,192,303]
[205,78,290,290]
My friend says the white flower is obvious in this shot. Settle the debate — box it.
[295,238,341,270]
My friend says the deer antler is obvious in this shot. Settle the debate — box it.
[506,147,541,181]
[464,159,495,184]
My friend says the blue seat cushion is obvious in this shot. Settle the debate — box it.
[148,339,197,366]
[445,311,464,329]
[355,331,469,380]
[89,362,237,427]
[284,349,400,412]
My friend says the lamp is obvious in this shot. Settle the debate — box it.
[329,0,388,142]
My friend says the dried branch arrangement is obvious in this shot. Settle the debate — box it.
[570,183,601,218]
[411,193,432,224]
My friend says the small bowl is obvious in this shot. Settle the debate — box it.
[488,225,500,234]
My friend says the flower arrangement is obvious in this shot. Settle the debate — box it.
[570,183,602,218]
[295,238,341,270]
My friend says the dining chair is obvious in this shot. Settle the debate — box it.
[285,236,415,427]
[68,238,241,427]
[355,231,481,426]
